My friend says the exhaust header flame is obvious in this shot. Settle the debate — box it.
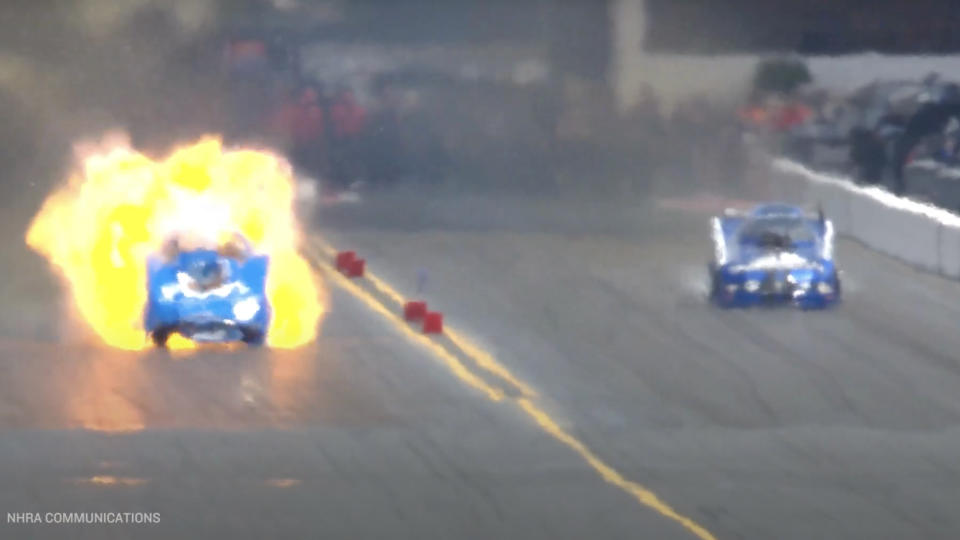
[26,134,325,350]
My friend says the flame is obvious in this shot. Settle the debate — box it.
[26,134,326,350]
[73,475,149,487]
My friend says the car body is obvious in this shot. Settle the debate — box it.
[144,233,270,346]
[709,204,840,309]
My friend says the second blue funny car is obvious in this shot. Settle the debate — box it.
[709,203,841,309]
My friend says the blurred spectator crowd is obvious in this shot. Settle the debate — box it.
[214,31,755,199]
[218,32,447,195]
[740,64,960,197]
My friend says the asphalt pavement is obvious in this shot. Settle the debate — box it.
[2,188,960,539]
[317,189,960,540]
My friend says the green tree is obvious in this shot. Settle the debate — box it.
[752,57,812,97]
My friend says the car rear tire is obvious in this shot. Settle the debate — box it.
[241,328,265,346]
[708,268,722,303]
[151,327,174,347]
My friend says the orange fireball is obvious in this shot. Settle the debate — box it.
[26,134,326,350]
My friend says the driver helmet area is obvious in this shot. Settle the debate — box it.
[160,231,254,293]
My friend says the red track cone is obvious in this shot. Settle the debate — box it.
[404,301,428,321]
[335,251,356,271]
[422,311,443,334]
[346,258,365,277]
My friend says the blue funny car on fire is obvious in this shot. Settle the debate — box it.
[144,233,271,346]
[709,203,840,309]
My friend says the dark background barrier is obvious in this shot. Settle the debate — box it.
[904,162,960,212]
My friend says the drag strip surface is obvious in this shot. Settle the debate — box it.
[0,228,696,539]
[320,192,960,540]
[306,238,717,540]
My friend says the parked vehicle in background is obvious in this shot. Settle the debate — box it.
[778,73,960,188]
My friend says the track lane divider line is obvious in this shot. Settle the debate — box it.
[313,237,538,398]
[305,238,718,540]
[312,257,505,402]
[444,328,538,398]
[517,397,718,540]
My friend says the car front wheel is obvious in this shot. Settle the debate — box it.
[151,327,174,347]
[241,327,265,346]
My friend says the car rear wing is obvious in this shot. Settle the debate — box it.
[722,204,827,223]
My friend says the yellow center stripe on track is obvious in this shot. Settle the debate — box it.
[517,398,718,540]
[445,328,538,398]
[320,263,505,402]
[306,239,718,540]
[312,237,538,398]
